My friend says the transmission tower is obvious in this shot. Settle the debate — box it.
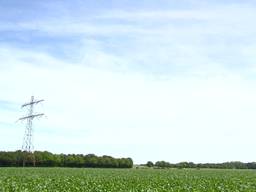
[18,96,44,167]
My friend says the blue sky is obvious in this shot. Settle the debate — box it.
[1,0,256,164]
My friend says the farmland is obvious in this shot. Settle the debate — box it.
[0,168,256,191]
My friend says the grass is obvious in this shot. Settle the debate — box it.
[0,168,256,191]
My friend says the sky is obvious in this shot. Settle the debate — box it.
[1,0,256,164]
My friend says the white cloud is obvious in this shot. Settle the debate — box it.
[1,3,256,37]
[1,45,256,163]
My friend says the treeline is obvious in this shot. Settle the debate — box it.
[0,151,133,168]
[145,161,256,169]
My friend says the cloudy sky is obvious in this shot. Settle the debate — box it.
[1,0,256,164]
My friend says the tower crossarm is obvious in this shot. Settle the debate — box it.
[19,113,44,121]
[21,99,44,108]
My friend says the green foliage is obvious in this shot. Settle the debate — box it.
[146,161,154,167]
[154,160,256,169]
[1,168,256,191]
[0,151,133,168]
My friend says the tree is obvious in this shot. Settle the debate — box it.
[146,161,154,167]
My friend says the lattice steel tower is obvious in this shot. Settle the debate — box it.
[19,96,44,166]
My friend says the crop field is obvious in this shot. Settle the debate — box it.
[0,168,256,192]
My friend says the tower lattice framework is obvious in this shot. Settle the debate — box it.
[19,96,44,166]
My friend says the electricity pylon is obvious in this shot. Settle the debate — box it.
[18,96,44,167]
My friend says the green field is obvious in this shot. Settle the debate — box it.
[1,168,256,192]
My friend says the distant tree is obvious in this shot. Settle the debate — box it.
[155,161,171,168]
[146,161,154,167]
[247,162,256,169]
